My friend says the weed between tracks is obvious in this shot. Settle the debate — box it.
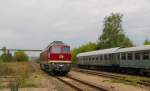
[111,75,150,86]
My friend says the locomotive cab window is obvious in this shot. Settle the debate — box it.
[52,46,61,53]
[135,53,140,60]
[63,46,70,53]
[143,52,149,60]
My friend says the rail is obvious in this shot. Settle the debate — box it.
[72,68,150,87]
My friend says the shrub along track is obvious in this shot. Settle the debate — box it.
[72,68,150,87]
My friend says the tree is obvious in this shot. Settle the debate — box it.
[0,47,12,62]
[13,51,29,62]
[71,42,97,64]
[97,13,133,49]
[144,39,150,45]
[0,53,12,62]
[2,46,7,54]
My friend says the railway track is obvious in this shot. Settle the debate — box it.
[56,75,112,91]
[30,63,109,91]
[72,68,150,87]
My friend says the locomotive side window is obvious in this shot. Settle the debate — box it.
[135,53,140,60]
[52,46,61,53]
[121,53,126,60]
[127,53,133,60]
[143,52,149,60]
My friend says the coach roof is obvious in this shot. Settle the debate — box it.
[77,47,120,57]
[116,45,150,53]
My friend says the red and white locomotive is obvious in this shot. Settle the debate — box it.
[40,41,72,75]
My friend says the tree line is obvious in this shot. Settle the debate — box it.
[72,13,150,63]
[0,47,29,62]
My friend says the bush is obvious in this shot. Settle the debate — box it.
[13,51,29,62]
[0,53,12,62]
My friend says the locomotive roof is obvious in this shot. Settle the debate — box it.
[77,47,120,57]
[41,41,68,52]
[116,45,150,53]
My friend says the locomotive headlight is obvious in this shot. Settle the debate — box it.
[59,55,64,59]
[59,64,64,67]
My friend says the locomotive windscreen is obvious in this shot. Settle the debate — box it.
[62,46,70,53]
[52,46,61,53]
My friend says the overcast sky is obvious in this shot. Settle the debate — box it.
[0,0,150,56]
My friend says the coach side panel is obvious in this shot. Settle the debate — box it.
[119,51,150,69]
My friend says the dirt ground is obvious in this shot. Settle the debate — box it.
[69,71,150,91]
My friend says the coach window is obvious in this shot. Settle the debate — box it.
[118,54,120,60]
[84,57,86,61]
[104,55,108,60]
[99,56,101,60]
[143,52,149,60]
[92,57,95,60]
[135,53,140,60]
[127,53,133,60]
[96,57,98,61]
[89,57,91,61]
[80,57,82,61]
[108,54,111,60]
[121,53,126,60]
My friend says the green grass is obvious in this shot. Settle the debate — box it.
[111,74,150,86]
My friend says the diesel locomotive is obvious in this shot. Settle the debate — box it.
[40,41,72,75]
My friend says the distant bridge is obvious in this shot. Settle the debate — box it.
[0,49,42,52]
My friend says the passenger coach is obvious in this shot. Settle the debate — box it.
[77,45,150,75]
